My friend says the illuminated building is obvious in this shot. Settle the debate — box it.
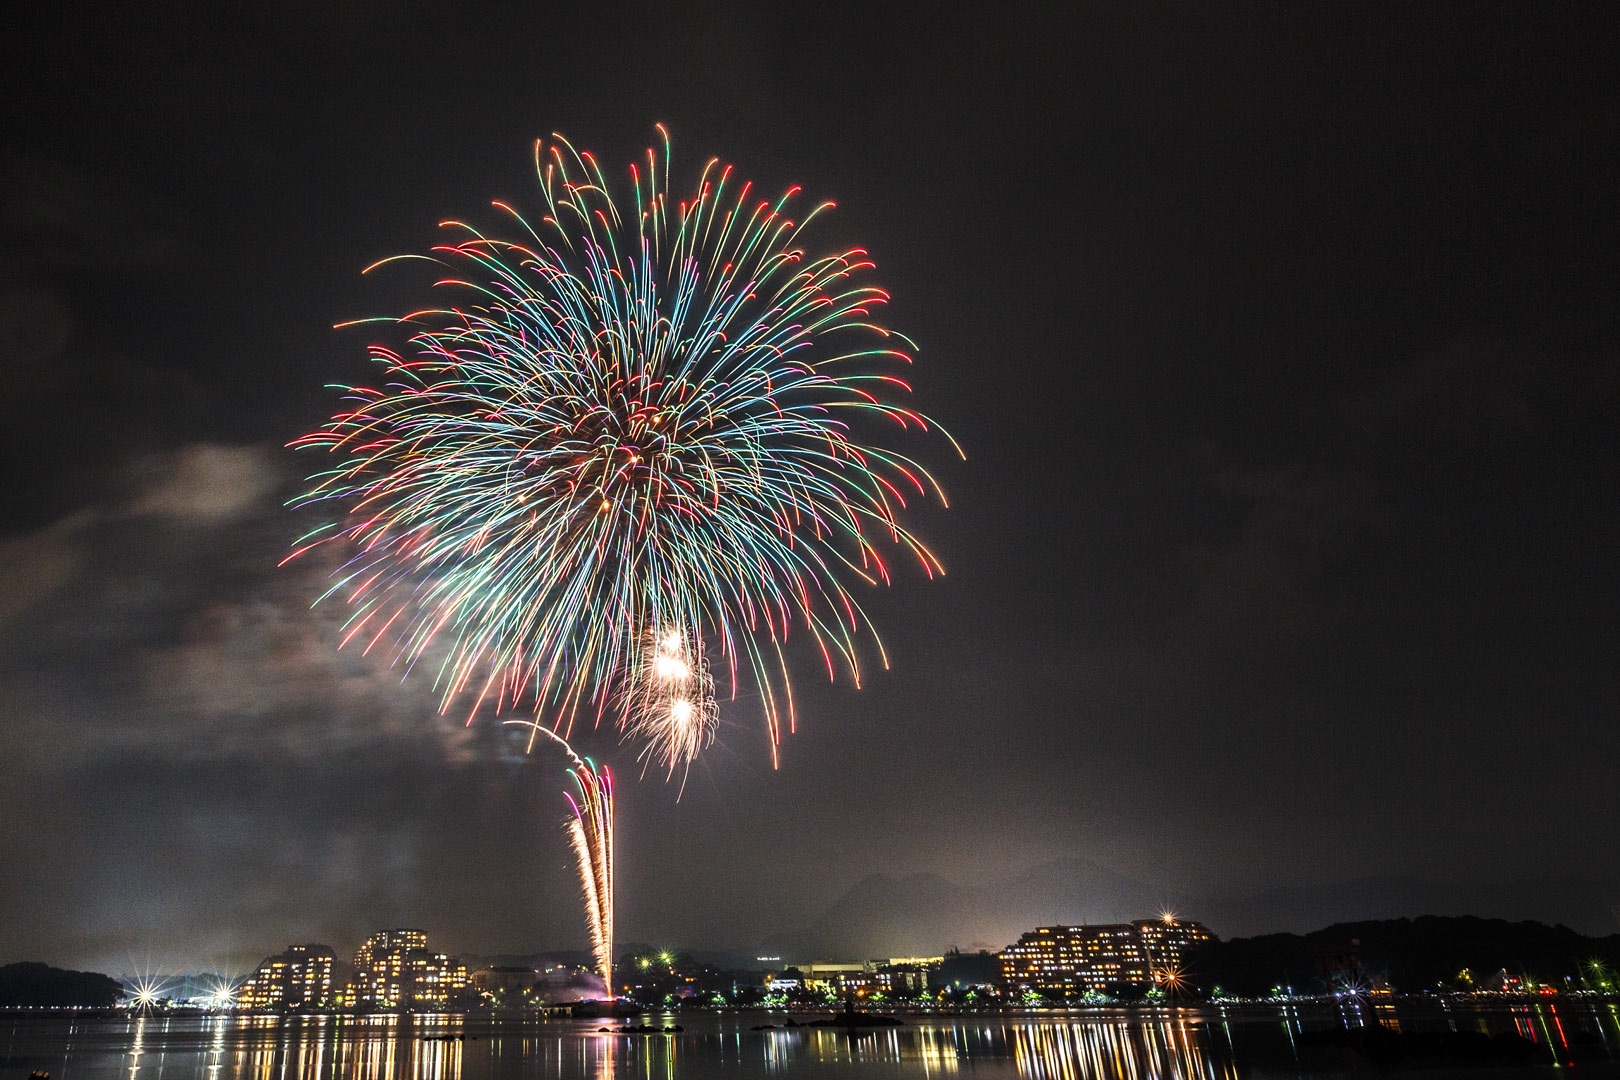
[237,945,334,1010]
[1000,916,1214,994]
[866,958,938,995]
[852,967,927,995]
[345,928,469,1010]
[764,958,939,997]
[796,961,865,989]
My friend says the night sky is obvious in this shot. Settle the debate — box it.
[3,3,1617,974]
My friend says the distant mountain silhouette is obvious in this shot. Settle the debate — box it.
[762,861,1619,959]
[1199,875,1620,938]
[760,858,1162,958]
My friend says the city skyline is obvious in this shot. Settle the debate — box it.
[2,3,1616,973]
[60,890,1620,997]
[24,908,1618,1011]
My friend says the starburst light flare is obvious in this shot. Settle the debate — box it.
[288,125,958,768]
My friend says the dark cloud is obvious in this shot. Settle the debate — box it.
[0,445,527,969]
[0,444,488,765]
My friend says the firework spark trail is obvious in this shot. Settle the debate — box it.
[288,126,957,768]
[515,721,613,999]
[566,758,613,1000]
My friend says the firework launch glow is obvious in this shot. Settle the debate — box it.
[288,126,956,768]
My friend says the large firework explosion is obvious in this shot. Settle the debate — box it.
[289,126,955,770]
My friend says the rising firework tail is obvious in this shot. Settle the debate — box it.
[512,721,614,998]
[287,126,957,768]
[566,759,613,998]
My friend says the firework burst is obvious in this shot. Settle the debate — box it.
[627,624,717,775]
[289,126,956,767]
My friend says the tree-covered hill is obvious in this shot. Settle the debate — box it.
[1189,915,1620,996]
[0,962,124,1007]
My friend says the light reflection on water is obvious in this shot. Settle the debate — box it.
[3,1004,1617,1080]
[1007,1020,1236,1080]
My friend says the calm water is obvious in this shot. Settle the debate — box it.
[4,1003,1619,1080]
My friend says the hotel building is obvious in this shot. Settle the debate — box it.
[238,944,335,1010]
[1000,917,1214,994]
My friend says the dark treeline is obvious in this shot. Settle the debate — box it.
[0,962,124,1007]
[1190,916,1620,996]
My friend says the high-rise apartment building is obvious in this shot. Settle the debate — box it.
[343,928,469,1009]
[1000,916,1214,994]
[1135,916,1213,972]
[237,944,335,1010]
